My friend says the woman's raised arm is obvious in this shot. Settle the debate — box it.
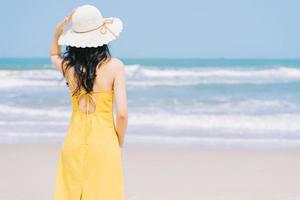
[50,11,73,74]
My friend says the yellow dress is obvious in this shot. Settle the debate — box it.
[54,74,124,200]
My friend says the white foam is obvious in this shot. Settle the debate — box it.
[129,112,300,134]
[128,66,300,87]
[125,64,140,76]
[0,131,64,138]
[135,67,300,78]
[0,104,70,118]
[1,102,300,134]
[0,69,65,88]
[0,66,300,89]
[190,99,297,114]
[0,120,67,125]
[125,134,300,148]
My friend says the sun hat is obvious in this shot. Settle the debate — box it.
[58,5,123,48]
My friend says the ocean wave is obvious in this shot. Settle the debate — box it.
[127,66,300,86]
[0,66,300,88]
[125,135,300,148]
[1,98,296,120]
[128,98,297,115]
[0,105,70,118]
[0,120,67,125]
[0,69,61,79]
[129,112,300,134]
[189,99,297,114]
[0,69,65,88]
[2,102,299,134]
[0,131,63,138]
[136,67,300,78]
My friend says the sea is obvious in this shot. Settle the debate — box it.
[0,58,300,148]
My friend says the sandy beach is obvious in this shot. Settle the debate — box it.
[0,144,299,200]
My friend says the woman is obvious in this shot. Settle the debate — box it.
[50,5,127,200]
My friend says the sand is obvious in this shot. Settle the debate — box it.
[0,144,300,200]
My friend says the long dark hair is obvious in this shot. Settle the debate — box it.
[62,44,111,96]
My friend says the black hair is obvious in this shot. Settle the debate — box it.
[62,44,111,96]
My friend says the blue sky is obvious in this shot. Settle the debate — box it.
[0,0,299,58]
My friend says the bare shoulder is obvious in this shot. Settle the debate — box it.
[106,57,125,72]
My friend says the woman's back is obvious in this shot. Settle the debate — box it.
[67,58,115,91]
[65,58,118,114]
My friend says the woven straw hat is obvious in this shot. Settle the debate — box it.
[58,5,123,48]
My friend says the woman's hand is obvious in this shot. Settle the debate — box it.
[54,11,74,38]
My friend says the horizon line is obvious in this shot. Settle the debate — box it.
[1,57,300,60]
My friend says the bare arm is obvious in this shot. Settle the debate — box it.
[113,59,128,148]
[50,11,73,74]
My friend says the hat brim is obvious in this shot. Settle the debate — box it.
[58,17,123,48]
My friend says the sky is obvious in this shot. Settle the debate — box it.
[0,0,299,58]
